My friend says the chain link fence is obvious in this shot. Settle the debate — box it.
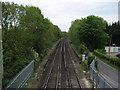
[6,60,34,89]
[90,60,114,89]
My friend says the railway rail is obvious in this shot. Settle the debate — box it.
[39,38,82,89]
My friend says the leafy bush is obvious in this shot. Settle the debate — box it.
[95,60,98,70]
[94,49,120,67]
[96,49,106,54]
[88,56,95,67]
[82,60,88,71]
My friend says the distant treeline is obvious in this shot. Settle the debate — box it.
[106,22,120,46]
[2,2,62,87]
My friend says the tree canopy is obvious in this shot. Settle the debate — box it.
[69,15,109,51]
[106,22,120,46]
[2,2,61,87]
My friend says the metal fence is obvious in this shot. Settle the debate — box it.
[90,61,113,89]
[6,60,34,89]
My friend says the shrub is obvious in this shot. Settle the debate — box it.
[94,49,120,67]
[88,56,95,67]
[95,60,98,69]
[82,60,88,71]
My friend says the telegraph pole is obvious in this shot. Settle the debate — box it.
[0,2,3,89]
[109,34,112,57]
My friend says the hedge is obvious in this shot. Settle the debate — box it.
[94,49,120,67]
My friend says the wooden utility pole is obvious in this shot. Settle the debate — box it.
[109,34,112,59]
[0,2,3,89]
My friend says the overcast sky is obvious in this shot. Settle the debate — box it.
[1,0,120,32]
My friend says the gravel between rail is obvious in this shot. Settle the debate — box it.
[39,38,92,89]
[28,38,92,89]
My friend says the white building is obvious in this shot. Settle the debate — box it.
[105,46,120,53]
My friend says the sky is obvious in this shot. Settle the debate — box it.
[1,0,120,32]
[118,1,120,21]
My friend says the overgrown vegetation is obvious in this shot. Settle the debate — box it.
[80,56,95,71]
[68,15,109,73]
[2,2,61,87]
[94,49,120,71]
[87,56,95,68]
[61,31,68,37]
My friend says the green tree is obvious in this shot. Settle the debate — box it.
[2,2,61,87]
[78,15,109,50]
[61,31,68,37]
[69,19,81,48]
[69,15,109,51]
[106,22,120,46]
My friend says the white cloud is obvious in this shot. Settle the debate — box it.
[1,0,119,31]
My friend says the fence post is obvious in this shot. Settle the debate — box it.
[96,72,98,88]
[104,78,105,89]
[93,68,94,84]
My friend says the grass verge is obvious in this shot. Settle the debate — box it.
[101,59,120,71]
[22,73,36,88]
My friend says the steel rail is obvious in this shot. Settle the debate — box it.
[66,41,82,89]
[63,40,72,89]
[55,41,63,89]
[41,41,61,89]
[40,38,82,89]
[39,41,61,88]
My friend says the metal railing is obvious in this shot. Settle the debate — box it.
[6,60,34,89]
[90,60,114,89]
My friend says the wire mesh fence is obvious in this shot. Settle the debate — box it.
[90,65,114,89]
[6,60,34,89]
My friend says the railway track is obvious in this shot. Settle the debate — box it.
[39,38,82,89]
